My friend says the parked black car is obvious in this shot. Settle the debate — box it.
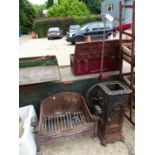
[66,21,114,44]
[47,27,63,40]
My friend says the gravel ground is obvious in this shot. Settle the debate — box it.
[19,35,75,66]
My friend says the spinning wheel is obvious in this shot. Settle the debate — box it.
[85,83,106,116]
[85,81,132,145]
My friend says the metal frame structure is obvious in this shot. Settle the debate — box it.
[119,1,135,125]
[100,0,108,79]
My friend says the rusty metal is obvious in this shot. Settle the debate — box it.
[37,92,97,149]
[40,111,88,133]
[86,81,132,146]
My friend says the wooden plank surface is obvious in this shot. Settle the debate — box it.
[19,65,60,85]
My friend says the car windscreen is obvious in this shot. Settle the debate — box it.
[80,23,90,31]
[70,25,80,30]
[48,27,60,32]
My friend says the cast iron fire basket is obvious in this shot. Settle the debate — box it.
[37,92,97,147]
[86,81,132,146]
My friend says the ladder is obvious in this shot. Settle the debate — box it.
[119,1,135,125]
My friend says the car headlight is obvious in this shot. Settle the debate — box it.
[69,33,75,37]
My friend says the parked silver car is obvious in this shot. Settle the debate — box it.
[47,27,63,40]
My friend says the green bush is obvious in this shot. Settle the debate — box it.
[33,15,101,38]
[33,4,46,18]
[47,0,89,17]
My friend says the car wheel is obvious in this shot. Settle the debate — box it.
[71,41,75,45]
[75,36,84,44]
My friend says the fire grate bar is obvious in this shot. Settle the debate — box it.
[41,111,87,133]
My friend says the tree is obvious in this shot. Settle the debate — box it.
[33,4,46,18]
[47,0,89,17]
[83,0,103,14]
[46,0,54,8]
[19,0,36,33]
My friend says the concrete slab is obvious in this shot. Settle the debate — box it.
[59,66,118,82]
[19,65,60,85]
[59,60,130,82]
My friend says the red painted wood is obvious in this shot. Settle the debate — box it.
[70,40,120,76]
